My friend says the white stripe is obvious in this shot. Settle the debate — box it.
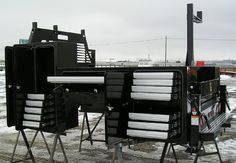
[131,92,171,101]
[47,76,104,84]
[24,114,41,121]
[127,129,168,139]
[128,121,169,131]
[23,121,40,128]
[129,113,170,122]
[25,107,42,114]
[134,72,173,79]
[27,94,45,100]
[26,100,43,107]
[133,79,173,86]
[132,86,172,93]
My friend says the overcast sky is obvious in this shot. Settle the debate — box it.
[1,0,236,61]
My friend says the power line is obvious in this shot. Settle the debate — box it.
[1,37,236,48]
[195,38,236,42]
[91,37,236,47]
[90,38,163,46]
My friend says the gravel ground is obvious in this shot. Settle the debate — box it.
[0,111,235,163]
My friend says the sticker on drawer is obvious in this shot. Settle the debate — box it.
[191,116,199,126]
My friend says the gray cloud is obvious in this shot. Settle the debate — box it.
[1,0,236,61]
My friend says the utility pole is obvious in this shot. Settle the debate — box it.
[185,3,203,66]
[165,36,167,66]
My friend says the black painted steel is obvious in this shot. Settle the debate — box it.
[186,3,202,66]
[5,23,96,132]
[5,21,231,162]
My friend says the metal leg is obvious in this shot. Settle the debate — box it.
[21,130,35,163]
[85,112,93,145]
[40,131,51,155]
[24,130,39,159]
[127,138,131,149]
[194,141,203,163]
[160,142,169,163]
[83,112,105,142]
[167,143,171,155]
[214,139,223,163]
[194,139,223,163]
[40,131,55,163]
[79,112,105,152]
[201,141,205,152]
[90,113,104,135]
[112,150,116,163]
[48,133,68,163]
[24,130,56,163]
[194,152,199,163]
[49,134,58,163]
[11,131,20,163]
[58,135,68,163]
[79,112,86,152]
[117,143,123,163]
[112,143,123,163]
[171,143,178,163]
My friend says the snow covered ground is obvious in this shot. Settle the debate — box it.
[0,71,235,162]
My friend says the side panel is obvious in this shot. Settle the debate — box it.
[13,45,35,93]
[128,68,187,143]
[5,46,15,127]
[35,46,55,93]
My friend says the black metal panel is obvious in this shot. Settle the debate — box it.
[188,67,220,82]
[14,91,25,130]
[54,87,79,132]
[5,47,15,127]
[62,71,105,113]
[220,85,227,113]
[35,46,55,93]
[28,22,95,67]
[105,71,131,144]
[13,45,35,93]
[29,22,87,44]
[10,44,56,93]
[191,79,220,96]
[5,22,229,154]
[5,42,93,132]
[187,67,228,148]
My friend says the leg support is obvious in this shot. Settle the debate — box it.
[85,112,93,145]
[79,112,105,152]
[194,139,222,163]
[160,142,169,163]
[11,130,35,163]
[171,143,178,163]
[24,130,39,160]
[79,112,86,152]
[49,133,68,163]
[11,131,20,163]
[112,143,123,163]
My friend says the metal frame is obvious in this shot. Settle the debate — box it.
[10,129,68,163]
[24,130,53,162]
[112,143,124,163]
[5,12,231,162]
[49,133,68,163]
[11,130,35,163]
[160,142,178,163]
[79,112,105,152]
[194,138,222,163]
[160,138,222,163]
